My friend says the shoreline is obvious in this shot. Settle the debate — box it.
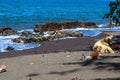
[0,32,109,59]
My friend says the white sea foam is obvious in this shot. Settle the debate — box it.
[0,35,20,39]
[97,23,108,28]
[18,29,34,33]
[0,34,40,52]
[68,26,120,36]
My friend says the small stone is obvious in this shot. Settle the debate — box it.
[66,55,70,57]
[29,63,34,65]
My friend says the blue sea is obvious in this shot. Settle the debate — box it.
[1,0,120,52]
[0,0,114,30]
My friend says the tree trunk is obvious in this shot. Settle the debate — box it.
[110,18,113,26]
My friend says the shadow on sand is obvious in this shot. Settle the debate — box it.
[48,55,120,76]
[26,73,40,77]
[93,77,120,80]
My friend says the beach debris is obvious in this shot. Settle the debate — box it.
[89,50,100,60]
[0,62,7,73]
[29,62,34,65]
[71,76,78,80]
[80,50,100,60]
[26,78,32,80]
[66,55,70,58]
[80,53,86,60]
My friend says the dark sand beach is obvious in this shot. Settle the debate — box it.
[0,31,120,80]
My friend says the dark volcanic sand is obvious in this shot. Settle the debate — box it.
[0,33,109,59]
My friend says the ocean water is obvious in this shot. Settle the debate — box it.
[0,0,114,30]
[0,0,119,52]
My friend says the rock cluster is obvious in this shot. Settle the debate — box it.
[0,27,17,36]
[48,30,83,39]
[12,30,84,43]
[12,31,48,43]
[1,21,95,44]
[34,21,97,32]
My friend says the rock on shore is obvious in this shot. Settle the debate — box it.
[34,21,98,32]
[12,30,84,43]
[0,27,17,36]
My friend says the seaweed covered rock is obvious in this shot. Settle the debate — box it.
[0,27,17,36]
[12,34,47,43]
[12,30,84,43]
[34,21,97,32]
[49,30,84,39]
